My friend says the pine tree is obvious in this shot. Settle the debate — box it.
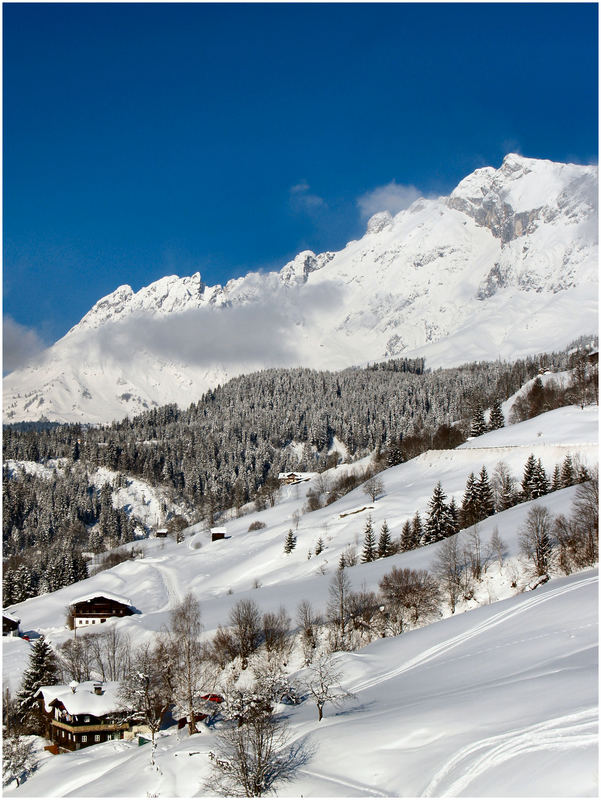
[475,466,495,520]
[283,529,297,554]
[521,454,538,501]
[447,497,460,536]
[377,520,393,558]
[560,454,575,488]
[488,398,505,431]
[423,483,453,545]
[460,473,479,528]
[400,520,414,552]
[532,459,549,498]
[469,405,486,438]
[361,516,377,563]
[315,537,324,556]
[17,635,58,732]
[551,464,561,492]
[411,512,423,548]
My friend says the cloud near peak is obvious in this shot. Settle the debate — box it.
[357,181,423,219]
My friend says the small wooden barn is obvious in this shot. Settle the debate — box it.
[210,527,227,542]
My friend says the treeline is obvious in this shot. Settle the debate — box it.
[2,466,137,606]
[3,348,582,524]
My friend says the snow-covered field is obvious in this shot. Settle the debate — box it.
[3,403,598,796]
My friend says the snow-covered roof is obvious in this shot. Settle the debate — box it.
[3,611,20,624]
[35,681,123,716]
[210,527,227,534]
[70,591,133,608]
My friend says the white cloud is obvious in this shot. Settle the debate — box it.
[289,181,326,214]
[92,281,343,369]
[3,316,47,374]
[357,181,422,218]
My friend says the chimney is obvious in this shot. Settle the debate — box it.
[93,682,103,695]
[69,680,78,694]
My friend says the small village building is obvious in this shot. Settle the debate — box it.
[69,592,134,628]
[277,471,313,485]
[2,612,21,636]
[155,528,169,538]
[210,527,227,542]
[35,681,129,752]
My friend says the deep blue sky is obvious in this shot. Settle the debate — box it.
[3,2,598,355]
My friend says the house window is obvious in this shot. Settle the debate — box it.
[84,716,90,723]
[94,734,101,742]
[101,619,106,623]
[82,735,87,743]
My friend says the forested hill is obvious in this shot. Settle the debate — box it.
[4,348,576,518]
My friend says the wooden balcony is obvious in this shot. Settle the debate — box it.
[51,719,129,734]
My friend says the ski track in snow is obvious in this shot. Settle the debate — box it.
[142,557,184,611]
[299,768,390,797]
[350,575,598,695]
[421,707,598,797]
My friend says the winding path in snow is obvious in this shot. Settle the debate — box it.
[350,575,598,695]
[140,556,184,612]
[298,768,390,797]
[421,707,598,797]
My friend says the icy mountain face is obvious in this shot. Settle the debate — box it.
[4,154,598,424]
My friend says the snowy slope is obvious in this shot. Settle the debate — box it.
[4,154,597,423]
[3,404,598,796]
[4,405,597,683]
[5,573,597,798]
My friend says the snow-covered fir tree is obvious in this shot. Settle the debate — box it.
[361,517,377,563]
[423,483,454,545]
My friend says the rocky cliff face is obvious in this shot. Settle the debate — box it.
[4,154,597,424]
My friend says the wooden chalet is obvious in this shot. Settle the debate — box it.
[277,471,314,486]
[35,681,129,752]
[155,528,169,538]
[69,592,134,628]
[210,527,226,542]
[3,611,21,636]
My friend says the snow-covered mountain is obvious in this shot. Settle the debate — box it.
[4,154,598,423]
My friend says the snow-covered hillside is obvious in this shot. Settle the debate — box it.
[4,154,597,423]
[3,404,598,796]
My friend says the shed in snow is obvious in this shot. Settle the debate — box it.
[155,528,169,538]
[69,592,134,628]
[3,611,20,636]
[210,527,227,542]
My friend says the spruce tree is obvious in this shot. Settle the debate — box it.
[400,520,414,552]
[412,512,423,548]
[17,635,58,732]
[560,454,575,488]
[488,398,505,430]
[377,520,393,558]
[476,466,495,520]
[521,454,538,501]
[315,537,324,556]
[469,405,486,437]
[551,464,561,492]
[283,529,297,554]
[361,516,377,563]
[447,497,460,536]
[532,459,549,498]
[460,473,479,528]
[424,483,453,544]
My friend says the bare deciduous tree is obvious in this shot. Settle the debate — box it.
[363,475,384,503]
[229,599,263,669]
[119,640,172,765]
[378,567,440,634]
[262,607,292,660]
[297,600,320,664]
[165,593,206,735]
[520,505,555,576]
[434,537,468,613]
[2,732,35,787]
[326,570,352,651]
[207,710,306,796]
[306,651,355,722]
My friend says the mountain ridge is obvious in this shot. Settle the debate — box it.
[4,154,598,424]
